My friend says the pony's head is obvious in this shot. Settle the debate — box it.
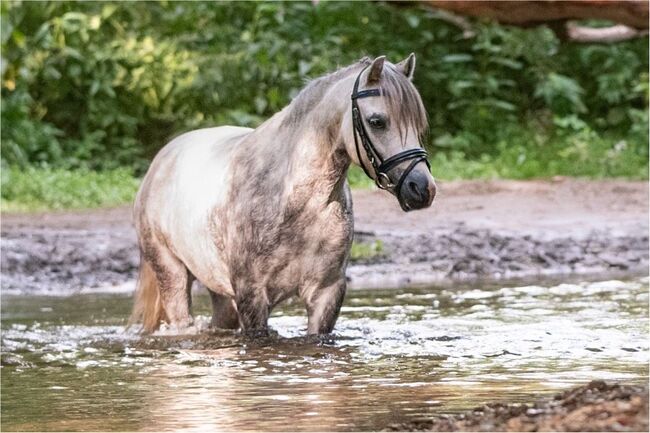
[343,54,436,211]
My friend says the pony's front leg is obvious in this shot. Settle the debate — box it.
[303,279,346,335]
[235,287,270,337]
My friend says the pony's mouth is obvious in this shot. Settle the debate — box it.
[391,163,436,213]
[397,194,417,212]
[399,199,412,212]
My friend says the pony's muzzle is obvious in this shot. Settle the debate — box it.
[398,167,436,211]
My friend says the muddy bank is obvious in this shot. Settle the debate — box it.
[352,228,648,288]
[1,227,137,293]
[386,381,649,432]
[1,179,648,294]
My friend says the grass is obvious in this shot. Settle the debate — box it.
[1,166,140,212]
[2,129,647,212]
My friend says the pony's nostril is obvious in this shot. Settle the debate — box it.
[408,181,422,200]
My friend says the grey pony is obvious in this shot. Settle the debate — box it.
[130,54,436,336]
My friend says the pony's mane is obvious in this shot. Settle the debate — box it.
[282,59,366,126]
[283,57,428,140]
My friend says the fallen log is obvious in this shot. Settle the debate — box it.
[422,1,649,43]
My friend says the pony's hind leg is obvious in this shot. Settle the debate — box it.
[134,232,194,332]
[208,290,239,329]
[154,254,194,331]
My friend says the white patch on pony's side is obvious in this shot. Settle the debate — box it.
[141,126,252,296]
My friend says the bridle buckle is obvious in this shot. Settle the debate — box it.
[375,172,393,190]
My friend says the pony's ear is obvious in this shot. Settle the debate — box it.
[396,53,416,81]
[367,56,386,83]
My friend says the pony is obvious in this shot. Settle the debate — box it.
[130,54,436,336]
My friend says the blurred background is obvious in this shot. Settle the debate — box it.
[1,0,648,211]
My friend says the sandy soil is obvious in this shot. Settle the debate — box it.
[1,179,648,293]
[386,380,649,432]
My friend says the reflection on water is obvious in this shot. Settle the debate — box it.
[2,277,648,431]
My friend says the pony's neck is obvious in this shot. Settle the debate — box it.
[281,71,360,204]
[236,65,363,208]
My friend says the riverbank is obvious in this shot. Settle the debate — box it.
[1,179,648,295]
[387,380,649,432]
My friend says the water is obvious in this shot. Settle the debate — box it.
[2,277,648,431]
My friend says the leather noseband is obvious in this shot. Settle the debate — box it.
[351,66,430,199]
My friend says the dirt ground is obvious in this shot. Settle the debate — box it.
[352,178,649,287]
[2,178,647,294]
[386,380,649,432]
[2,178,649,293]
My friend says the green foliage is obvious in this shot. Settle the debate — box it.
[2,1,199,172]
[2,122,646,212]
[347,165,375,189]
[1,166,140,211]
[534,73,586,115]
[1,0,648,181]
[429,119,649,180]
[350,239,384,262]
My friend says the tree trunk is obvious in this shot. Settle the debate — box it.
[423,1,648,29]
[421,1,649,43]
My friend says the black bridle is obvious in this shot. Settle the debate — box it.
[351,66,430,197]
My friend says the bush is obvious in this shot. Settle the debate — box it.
[1,1,648,179]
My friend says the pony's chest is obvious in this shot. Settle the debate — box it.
[278,199,352,259]
[265,202,352,292]
[221,186,353,296]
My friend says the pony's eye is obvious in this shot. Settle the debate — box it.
[367,115,387,130]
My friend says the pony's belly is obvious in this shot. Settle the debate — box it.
[162,189,233,296]
[171,228,233,297]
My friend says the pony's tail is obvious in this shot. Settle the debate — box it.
[128,258,166,333]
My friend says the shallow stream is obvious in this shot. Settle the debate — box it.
[2,277,648,431]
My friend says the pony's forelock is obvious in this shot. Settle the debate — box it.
[377,65,429,143]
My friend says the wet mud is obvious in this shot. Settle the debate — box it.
[2,180,649,294]
[351,228,648,288]
[387,380,649,432]
[1,227,137,293]
[3,223,648,294]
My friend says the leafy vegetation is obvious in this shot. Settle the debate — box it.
[1,1,648,210]
[350,239,385,262]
